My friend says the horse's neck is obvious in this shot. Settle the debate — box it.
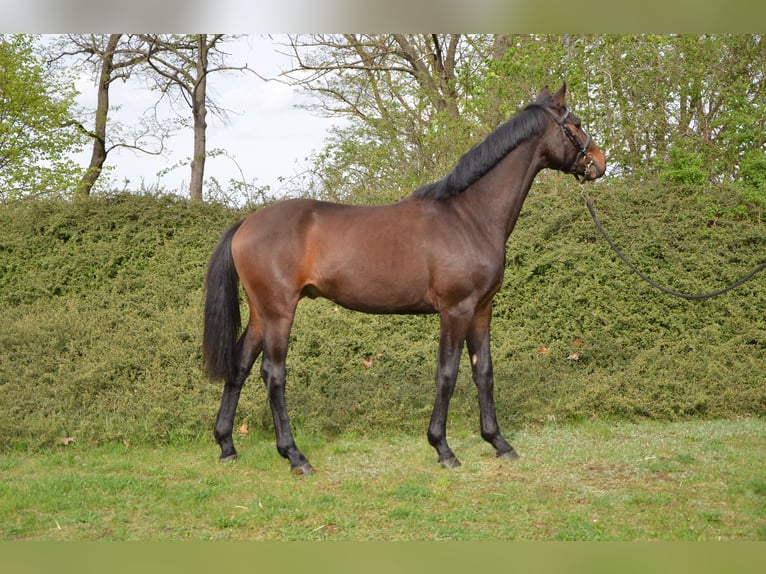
[456,138,545,243]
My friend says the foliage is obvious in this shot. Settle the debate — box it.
[738,149,766,221]
[0,183,764,453]
[292,34,766,201]
[740,149,766,192]
[0,35,84,199]
[0,192,241,450]
[285,34,502,203]
[662,147,707,187]
[309,110,458,205]
[582,35,765,183]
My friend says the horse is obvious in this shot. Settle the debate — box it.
[203,82,606,474]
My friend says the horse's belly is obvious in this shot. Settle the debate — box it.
[305,269,436,315]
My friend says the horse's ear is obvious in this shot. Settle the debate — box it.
[552,81,567,106]
[536,85,551,102]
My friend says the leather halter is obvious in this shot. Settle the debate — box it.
[528,103,597,182]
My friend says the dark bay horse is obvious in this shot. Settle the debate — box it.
[203,83,606,473]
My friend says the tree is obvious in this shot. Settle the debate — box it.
[568,35,766,182]
[0,35,84,200]
[282,34,504,202]
[75,34,122,198]
[139,34,250,202]
[57,34,173,198]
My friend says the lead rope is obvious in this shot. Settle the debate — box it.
[582,192,766,300]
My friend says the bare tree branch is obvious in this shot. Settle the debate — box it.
[136,34,255,202]
[57,34,170,197]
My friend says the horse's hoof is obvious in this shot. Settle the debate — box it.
[497,448,519,460]
[219,453,238,463]
[292,462,314,475]
[440,456,462,469]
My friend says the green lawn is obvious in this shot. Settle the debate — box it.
[1,418,764,541]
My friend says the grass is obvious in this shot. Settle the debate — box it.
[2,418,764,541]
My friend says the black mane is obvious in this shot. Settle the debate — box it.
[411,104,547,200]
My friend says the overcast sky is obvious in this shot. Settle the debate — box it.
[72,34,341,200]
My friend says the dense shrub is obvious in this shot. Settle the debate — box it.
[0,183,764,453]
[662,147,708,187]
[738,150,766,222]
[0,193,241,450]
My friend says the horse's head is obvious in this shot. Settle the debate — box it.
[533,82,606,182]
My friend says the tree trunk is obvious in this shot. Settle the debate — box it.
[75,34,121,199]
[189,34,207,203]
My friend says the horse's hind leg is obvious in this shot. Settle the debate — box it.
[214,324,262,461]
[466,305,518,460]
[260,315,313,474]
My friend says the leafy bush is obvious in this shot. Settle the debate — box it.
[662,147,707,187]
[0,184,764,453]
[0,193,239,450]
[738,149,766,221]
[740,149,766,191]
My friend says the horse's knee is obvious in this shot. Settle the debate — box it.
[260,356,282,381]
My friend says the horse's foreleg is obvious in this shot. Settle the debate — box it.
[427,310,471,468]
[466,306,518,460]
[214,326,261,461]
[261,318,313,475]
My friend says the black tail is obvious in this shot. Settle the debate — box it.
[203,220,245,381]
